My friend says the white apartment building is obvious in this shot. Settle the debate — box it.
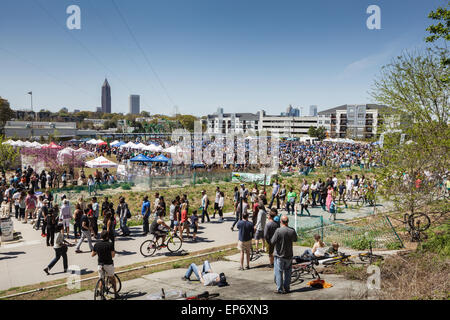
[206,108,318,137]
[318,104,386,139]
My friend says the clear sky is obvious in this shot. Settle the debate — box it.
[0,0,445,116]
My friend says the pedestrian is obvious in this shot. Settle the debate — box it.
[141,195,151,236]
[236,212,254,270]
[103,209,116,251]
[46,207,57,247]
[44,224,69,275]
[270,215,297,294]
[218,191,224,222]
[180,200,190,240]
[25,190,37,224]
[200,190,210,223]
[59,199,72,238]
[286,187,297,215]
[75,208,94,253]
[190,210,199,242]
[116,197,130,236]
[91,197,100,238]
[300,193,311,216]
[254,201,266,253]
[213,186,220,219]
[264,208,279,268]
[73,203,82,238]
[269,179,280,209]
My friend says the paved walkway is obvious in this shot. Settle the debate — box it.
[0,198,393,293]
[59,248,389,301]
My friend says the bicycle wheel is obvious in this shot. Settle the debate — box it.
[408,213,431,232]
[106,275,122,294]
[322,257,343,266]
[94,279,106,301]
[369,254,384,263]
[140,240,157,257]
[167,235,182,252]
[290,269,301,284]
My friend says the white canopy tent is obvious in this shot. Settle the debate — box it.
[85,156,118,168]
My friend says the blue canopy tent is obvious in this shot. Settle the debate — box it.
[150,154,170,163]
[111,141,126,147]
[129,154,153,162]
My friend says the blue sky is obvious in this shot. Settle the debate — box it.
[0,0,445,116]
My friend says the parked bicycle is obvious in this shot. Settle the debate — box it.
[291,256,320,284]
[322,252,357,266]
[94,264,122,300]
[403,212,431,242]
[358,241,384,264]
[140,229,183,257]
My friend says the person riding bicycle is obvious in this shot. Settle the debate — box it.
[92,230,119,300]
[150,211,171,247]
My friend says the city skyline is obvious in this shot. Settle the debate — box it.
[0,0,443,116]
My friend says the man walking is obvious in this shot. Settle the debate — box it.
[264,208,279,268]
[142,196,151,236]
[91,197,100,239]
[75,209,94,253]
[117,196,130,236]
[270,215,297,294]
[269,179,280,209]
[200,190,210,223]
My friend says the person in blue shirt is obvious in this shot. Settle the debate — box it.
[141,196,151,236]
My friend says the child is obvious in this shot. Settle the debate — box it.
[190,210,199,242]
[329,198,337,221]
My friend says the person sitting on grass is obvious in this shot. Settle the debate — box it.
[149,211,171,247]
[327,242,340,256]
[182,260,228,287]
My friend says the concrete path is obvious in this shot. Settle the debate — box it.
[58,248,380,301]
[0,198,393,292]
[0,212,238,291]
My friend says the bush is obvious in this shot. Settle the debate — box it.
[121,183,131,190]
[420,223,450,258]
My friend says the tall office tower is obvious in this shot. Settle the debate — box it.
[309,105,318,117]
[101,79,111,113]
[129,95,140,115]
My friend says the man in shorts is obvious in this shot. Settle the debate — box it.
[59,199,71,238]
[236,212,254,270]
[92,230,119,299]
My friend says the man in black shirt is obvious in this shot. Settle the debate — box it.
[92,230,119,299]
[75,209,93,252]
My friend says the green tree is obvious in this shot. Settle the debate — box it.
[308,126,327,140]
[371,49,449,215]
[0,135,19,170]
[426,1,450,42]
[0,97,15,132]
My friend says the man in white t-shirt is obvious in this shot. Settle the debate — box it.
[182,260,220,286]
[346,175,354,201]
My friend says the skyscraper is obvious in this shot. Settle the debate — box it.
[129,95,140,115]
[101,79,111,113]
[309,105,318,117]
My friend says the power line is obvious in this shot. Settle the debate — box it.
[110,0,177,108]
[34,0,140,113]
[87,0,165,111]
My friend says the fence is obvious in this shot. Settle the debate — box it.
[296,214,404,250]
[119,171,232,190]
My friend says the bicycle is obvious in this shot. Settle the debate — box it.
[358,242,384,264]
[403,212,431,242]
[291,257,320,284]
[94,265,122,300]
[322,252,357,266]
[140,229,183,257]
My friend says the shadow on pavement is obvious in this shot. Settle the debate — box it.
[120,290,147,300]
[116,250,136,256]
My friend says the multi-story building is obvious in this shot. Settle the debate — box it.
[101,79,111,113]
[4,121,77,139]
[129,95,140,115]
[205,108,318,137]
[318,104,386,139]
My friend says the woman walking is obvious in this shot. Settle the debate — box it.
[44,224,69,275]
[326,185,334,212]
[103,208,116,251]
